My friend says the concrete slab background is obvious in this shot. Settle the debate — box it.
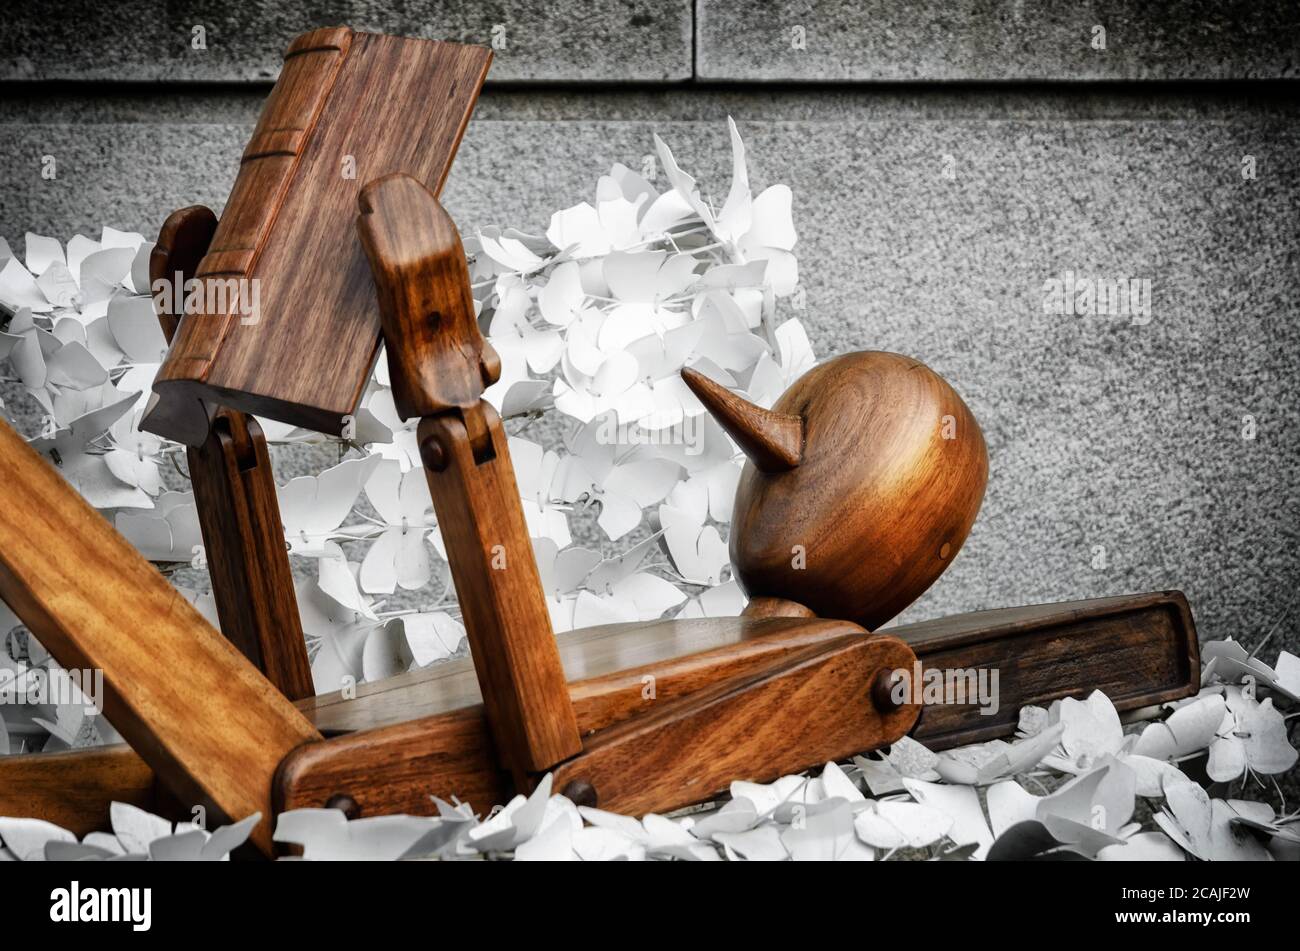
[697,0,1300,81]
[0,0,694,82]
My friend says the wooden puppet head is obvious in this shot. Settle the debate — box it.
[683,351,987,630]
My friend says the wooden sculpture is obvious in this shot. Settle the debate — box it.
[0,28,1202,857]
[682,353,987,630]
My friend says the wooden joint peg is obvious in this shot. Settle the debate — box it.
[358,173,581,776]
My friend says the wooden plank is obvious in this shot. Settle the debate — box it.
[280,631,918,819]
[302,615,865,735]
[0,420,322,854]
[7,596,1199,827]
[276,707,509,821]
[278,594,1198,817]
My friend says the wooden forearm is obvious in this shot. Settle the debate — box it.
[418,408,583,774]
[357,173,582,776]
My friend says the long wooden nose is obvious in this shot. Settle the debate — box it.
[681,366,804,472]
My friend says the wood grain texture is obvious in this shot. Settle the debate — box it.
[0,419,321,854]
[278,595,1197,818]
[549,634,918,817]
[149,200,313,700]
[415,408,581,774]
[145,29,492,445]
[0,745,155,838]
[742,595,816,620]
[278,621,906,818]
[149,205,218,343]
[276,706,509,820]
[894,590,1200,749]
[356,174,498,420]
[186,411,314,700]
[275,619,866,816]
[302,615,867,735]
[10,596,1199,827]
[720,351,988,631]
[356,173,579,775]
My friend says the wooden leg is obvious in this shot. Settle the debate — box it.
[0,420,322,854]
[418,406,582,775]
[188,409,313,700]
[153,205,311,700]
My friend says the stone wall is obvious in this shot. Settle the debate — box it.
[2,2,1298,649]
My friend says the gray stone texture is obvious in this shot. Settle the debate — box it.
[698,0,1300,81]
[0,0,693,82]
[2,3,1298,658]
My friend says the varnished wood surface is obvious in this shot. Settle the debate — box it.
[150,202,313,700]
[281,632,918,819]
[276,707,509,820]
[146,29,493,444]
[681,366,803,472]
[356,175,498,421]
[415,408,583,775]
[894,590,1200,749]
[357,173,581,776]
[187,412,314,700]
[719,351,988,631]
[4,595,1199,826]
[0,745,155,838]
[550,634,918,817]
[301,615,866,734]
[0,420,322,854]
[24,618,861,821]
[742,595,816,620]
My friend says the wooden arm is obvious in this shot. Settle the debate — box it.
[357,174,582,777]
[0,420,321,854]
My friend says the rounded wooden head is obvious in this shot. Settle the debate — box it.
[684,351,987,630]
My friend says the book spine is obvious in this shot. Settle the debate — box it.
[200,27,353,279]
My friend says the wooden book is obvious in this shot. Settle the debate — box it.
[896,591,1199,749]
[141,28,492,445]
